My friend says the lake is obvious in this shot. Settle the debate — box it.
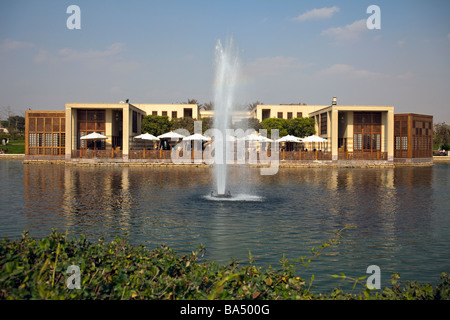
[1,160,449,293]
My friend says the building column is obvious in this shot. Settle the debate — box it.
[387,110,394,162]
[122,106,130,161]
[314,114,320,135]
[65,107,76,161]
[105,110,112,150]
[347,111,354,152]
[331,109,338,161]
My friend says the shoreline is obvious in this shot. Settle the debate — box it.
[2,154,449,167]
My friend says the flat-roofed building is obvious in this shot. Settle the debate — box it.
[250,104,325,122]
[23,98,433,164]
[132,103,198,119]
[25,111,66,158]
[309,105,395,161]
[394,113,433,162]
[63,102,198,161]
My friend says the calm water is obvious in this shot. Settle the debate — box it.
[1,160,449,292]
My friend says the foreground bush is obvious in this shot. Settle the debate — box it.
[0,230,449,300]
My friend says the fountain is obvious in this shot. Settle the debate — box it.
[211,37,239,198]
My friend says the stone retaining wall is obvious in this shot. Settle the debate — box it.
[0,154,25,160]
[12,154,437,167]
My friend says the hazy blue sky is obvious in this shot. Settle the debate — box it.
[1,0,449,123]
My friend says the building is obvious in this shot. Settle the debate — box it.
[24,98,433,164]
[309,105,395,161]
[0,125,8,134]
[251,104,324,121]
[65,102,199,161]
[25,111,66,157]
[394,113,433,161]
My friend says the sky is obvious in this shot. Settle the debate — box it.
[0,0,449,123]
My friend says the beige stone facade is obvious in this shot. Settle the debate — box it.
[22,100,432,164]
[64,103,198,160]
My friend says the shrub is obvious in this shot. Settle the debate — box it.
[1,230,449,300]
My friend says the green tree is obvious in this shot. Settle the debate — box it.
[172,117,196,134]
[201,101,214,111]
[246,101,263,111]
[201,117,214,133]
[434,122,450,149]
[141,115,172,136]
[233,118,262,132]
[261,118,289,138]
[287,117,315,137]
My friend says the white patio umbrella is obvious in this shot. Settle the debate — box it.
[157,131,186,140]
[134,133,160,141]
[276,135,303,143]
[134,133,160,151]
[243,133,266,141]
[303,135,328,151]
[183,133,211,141]
[80,132,107,151]
[276,134,303,151]
[302,135,327,143]
[80,132,107,140]
[157,131,186,150]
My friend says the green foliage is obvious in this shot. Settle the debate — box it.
[261,117,315,139]
[434,122,450,149]
[233,118,262,132]
[261,118,289,137]
[1,230,449,300]
[172,117,195,135]
[141,115,172,137]
[201,117,214,134]
[287,117,315,138]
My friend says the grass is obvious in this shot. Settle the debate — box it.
[0,135,25,154]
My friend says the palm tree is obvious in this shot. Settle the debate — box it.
[247,101,263,111]
[200,101,214,110]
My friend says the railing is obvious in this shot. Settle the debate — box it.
[339,151,388,160]
[129,149,172,160]
[69,149,389,162]
[71,149,123,159]
[280,150,332,161]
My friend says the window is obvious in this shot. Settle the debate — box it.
[172,111,177,119]
[320,113,327,135]
[162,111,167,116]
[152,111,157,116]
[354,134,362,150]
[53,133,59,147]
[287,112,293,119]
[297,112,303,118]
[363,134,371,150]
[353,112,382,152]
[277,112,283,119]
[262,109,271,120]
[132,111,138,133]
[183,108,193,118]
[37,133,44,147]
[401,136,408,150]
[61,133,65,147]
[29,133,36,147]
[373,134,381,150]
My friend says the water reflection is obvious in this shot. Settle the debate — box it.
[16,162,450,291]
